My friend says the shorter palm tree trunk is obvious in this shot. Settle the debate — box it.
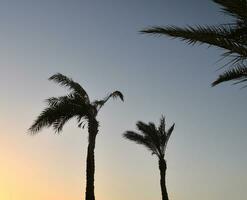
[159,158,169,200]
[85,118,98,200]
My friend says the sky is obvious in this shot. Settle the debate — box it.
[0,0,247,199]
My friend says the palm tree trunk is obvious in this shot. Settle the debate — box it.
[159,158,169,200]
[85,118,99,200]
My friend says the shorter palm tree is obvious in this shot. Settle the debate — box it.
[123,116,175,200]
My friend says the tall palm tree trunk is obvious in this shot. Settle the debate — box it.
[159,158,169,200]
[85,118,99,200]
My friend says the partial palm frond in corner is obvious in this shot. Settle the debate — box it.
[212,65,247,86]
[141,25,247,58]
[140,0,247,87]
[212,0,247,20]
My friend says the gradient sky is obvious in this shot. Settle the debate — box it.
[0,0,247,200]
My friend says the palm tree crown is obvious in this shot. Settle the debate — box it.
[29,73,124,134]
[141,0,247,87]
[123,116,175,159]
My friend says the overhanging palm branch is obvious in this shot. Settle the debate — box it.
[141,25,247,58]
[141,0,247,87]
[212,64,247,86]
[213,0,247,20]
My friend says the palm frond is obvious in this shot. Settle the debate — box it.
[136,121,162,156]
[123,131,159,156]
[158,116,166,136]
[52,114,74,133]
[163,123,175,152]
[92,100,105,108]
[29,95,90,134]
[136,121,159,145]
[140,0,247,87]
[109,91,124,101]
[29,105,70,134]
[212,65,247,86]
[49,73,90,103]
[77,115,88,129]
[213,0,247,20]
[226,25,247,44]
[141,25,247,58]
[93,90,124,111]
[45,93,76,107]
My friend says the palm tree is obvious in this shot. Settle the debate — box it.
[29,73,124,200]
[141,0,247,87]
[123,116,175,200]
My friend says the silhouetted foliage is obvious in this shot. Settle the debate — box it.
[123,116,175,200]
[29,73,124,200]
[141,0,247,87]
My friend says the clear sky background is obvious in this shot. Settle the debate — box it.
[0,0,247,199]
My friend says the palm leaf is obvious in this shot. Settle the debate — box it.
[29,95,89,134]
[45,93,76,107]
[136,121,160,148]
[123,131,159,156]
[213,0,247,20]
[141,25,247,58]
[49,73,90,103]
[158,116,166,136]
[109,91,124,101]
[93,90,124,111]
[212,65,247,86]
[141,0,247,87]
[52,114,74,133]
[163,123,175,152]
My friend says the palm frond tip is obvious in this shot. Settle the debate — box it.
[212,65,247,86]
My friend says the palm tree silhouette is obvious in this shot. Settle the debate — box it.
[141,0,247,87]
[123,116,175,200]
[29,73,124,200]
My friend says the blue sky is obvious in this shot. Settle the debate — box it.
[0,1,246,200]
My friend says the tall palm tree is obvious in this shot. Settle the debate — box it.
[29,73,124,200]
[141,0,247,87]
[123,116,175,200]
